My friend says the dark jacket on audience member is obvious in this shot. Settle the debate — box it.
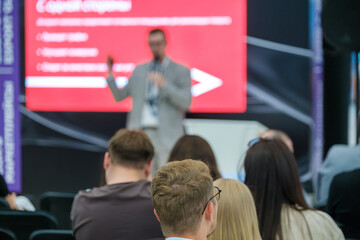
[71,180,164,240]
[0,175,9,198]
[327,168,360,239]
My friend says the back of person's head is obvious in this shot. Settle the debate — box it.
[208,179,261,240]
[244,139,309,240]
[168,135,221,180]
[260,129,294,153]
[151,159,215,237]
[108,129,154,169]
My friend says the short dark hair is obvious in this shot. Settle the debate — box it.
[108,129,154,169]
[149,28,166,40]
[168,135,221,180]
[244,139,310,240]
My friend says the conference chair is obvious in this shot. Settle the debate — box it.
[39,192,76,229]
[0,227,16,240]
[0,210,58,240]
[0,198,10,210]
[29,230,75,240]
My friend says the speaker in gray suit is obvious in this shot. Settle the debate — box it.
[106,29,192,173]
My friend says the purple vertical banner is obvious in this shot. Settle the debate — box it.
[309,0,323,200]
[0,0,21,192]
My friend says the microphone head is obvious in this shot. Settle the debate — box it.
[152,58,160,71]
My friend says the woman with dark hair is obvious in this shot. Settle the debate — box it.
[168,135,221,180]
[244,138,344,240]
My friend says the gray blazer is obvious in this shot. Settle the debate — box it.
[107,59,192,148]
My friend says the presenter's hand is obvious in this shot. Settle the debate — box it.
[148,72,166,88]
[106,56,114,73]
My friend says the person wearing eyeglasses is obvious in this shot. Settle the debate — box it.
[244,138,344,240]
[208,178,262,240]
[151,159,219,240]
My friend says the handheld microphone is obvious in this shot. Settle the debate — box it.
[152,58,160,72]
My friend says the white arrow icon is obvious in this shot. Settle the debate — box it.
[25,68,223,97]
[190,68,223,97]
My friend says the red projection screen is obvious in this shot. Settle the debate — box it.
[25,0,247,112]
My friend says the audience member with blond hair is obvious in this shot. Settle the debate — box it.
[244,138,344,240]
[151,160,218,240]
[168,135,221,180]
[208,178,262,240]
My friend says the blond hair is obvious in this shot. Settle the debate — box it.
[151,160,213,236]
[208,179,262,240]
[108,129,154,169]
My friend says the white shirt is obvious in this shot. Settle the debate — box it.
[166,238,193,240]
[140,56,170,128]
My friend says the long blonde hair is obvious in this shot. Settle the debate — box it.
[208,179,262,240]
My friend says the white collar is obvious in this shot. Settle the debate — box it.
[154,56,170,68]
[166,237,193,240]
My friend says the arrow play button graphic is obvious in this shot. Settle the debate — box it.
[26,68,223,98]
[190,68,223,97]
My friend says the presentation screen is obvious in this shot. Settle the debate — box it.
[25,0,247,112]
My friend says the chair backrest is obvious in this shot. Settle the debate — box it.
[0,210,58,240]
[40,192,76,229]
[29,230,75,240]
[0,198,10,210]
[0,227,16,240]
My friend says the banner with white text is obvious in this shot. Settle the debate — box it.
[25,0,247,113]
[0,0,21,192]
